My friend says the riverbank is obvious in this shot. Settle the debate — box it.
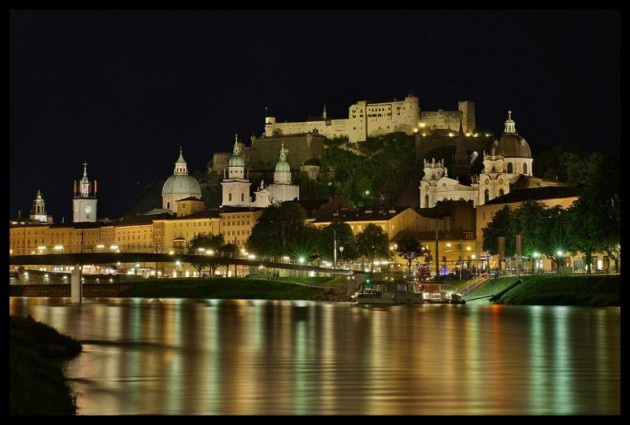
[465,274,620,306]
[117,277,352,301]
[10,316,83,415]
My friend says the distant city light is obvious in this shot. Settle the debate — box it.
[110,245,119,251]
[298,257,305,264]
[54,245,63,251]
[96,244,105,249]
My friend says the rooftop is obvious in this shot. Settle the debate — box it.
[483,186,582,206]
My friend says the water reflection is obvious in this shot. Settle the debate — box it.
[9,297,620,415]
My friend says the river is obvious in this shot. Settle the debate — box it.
[10,297,620,415]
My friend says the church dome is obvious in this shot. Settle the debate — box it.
[229,153,244,168]
[162,147,202,196]
[228,134,245,168]
[161,174,201,196]
[492,111,532,159]
[275,143,291,172]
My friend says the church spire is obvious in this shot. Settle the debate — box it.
[174,147,188,175]
[233,133,240,155]
[504,110,517,134]
[81,161,89,183]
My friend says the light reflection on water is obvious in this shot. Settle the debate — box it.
[9,297,620,415]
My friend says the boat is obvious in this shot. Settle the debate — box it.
[354,280,466,305]
[354,280,424,304]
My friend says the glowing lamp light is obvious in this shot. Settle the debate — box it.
[54,245,64,251]
[282,256,290,262]
[466,246,471,251]
[175,260,181,266]
[198,247,206,252]
[298,257,305,264]
[471,254,476,259]
[557,250,563,257]
[96,244,105,249]
[110,245,119,251]
[446,243,452,248]
[206,250,215,256]
[169,250,175,255]
[248,254,256,260]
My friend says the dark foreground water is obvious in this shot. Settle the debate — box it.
[10,297,620,415]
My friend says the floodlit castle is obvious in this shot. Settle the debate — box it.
[420,111,538,208]
[221,135,299,208]
[263,93,475,142]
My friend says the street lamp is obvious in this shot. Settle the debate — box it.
[339,246,344,267]
[557,250,564,270]
[533,252,540,273]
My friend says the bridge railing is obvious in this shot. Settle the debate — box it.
[10,245,397,273]
[9,245,348,269]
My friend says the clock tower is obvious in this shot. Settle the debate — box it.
[73,161,98,223]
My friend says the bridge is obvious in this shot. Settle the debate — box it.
[9,252,354,276]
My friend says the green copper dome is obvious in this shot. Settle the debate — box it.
[229,135,245,168]
[275,143,290,173]
[161,174,202,196]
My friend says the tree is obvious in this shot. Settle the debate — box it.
[482,206,515,256]
[356,224,390,271]
[539,205,570,268]
[247,203,319,258]
[396,233,424,274]
[512,200,547,257]
[189,233,225,251]
[566,153,620,273]
[317,220,358,264]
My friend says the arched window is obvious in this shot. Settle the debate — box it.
[229,193,232,202]
[507,163,513,173]
[499,189,505,197]
[484,189,489,203]
[167,202,170,209]
[425,194,429,207]
[241,193,245,202]
[492,166,496,173]
[523,163,528,174]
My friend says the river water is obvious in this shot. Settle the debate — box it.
[10,297,620,415]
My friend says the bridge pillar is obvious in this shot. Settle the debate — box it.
[71,264,82,304]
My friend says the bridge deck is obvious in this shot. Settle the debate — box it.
[9,253,354,276]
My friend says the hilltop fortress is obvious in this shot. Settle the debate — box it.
[212,93,477,175]
[264,94,475,142]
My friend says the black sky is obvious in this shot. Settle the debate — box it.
[10,10,620,220]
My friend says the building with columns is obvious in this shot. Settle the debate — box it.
[72,162,98,223]
[221,136,299,208]
[161,148,202,214]
[420,111,543,208]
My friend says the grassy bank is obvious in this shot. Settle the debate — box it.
[10,316,82,415]
[117,277,335,300]
[465,274,620,306]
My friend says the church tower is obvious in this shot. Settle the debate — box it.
[268,143,300,204]
[221,134,252,207]
[30,189,51,223]
[73,162,98,223]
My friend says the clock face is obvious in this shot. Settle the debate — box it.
[84,205,93,214]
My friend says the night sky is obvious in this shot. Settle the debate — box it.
[10,10,620,220]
